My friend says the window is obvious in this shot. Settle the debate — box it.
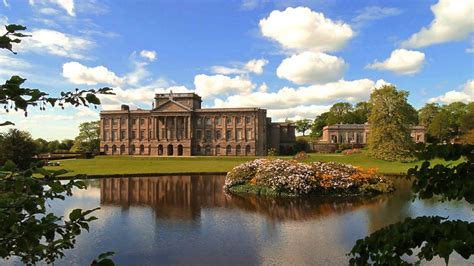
[215,117,221,125]
[226,145,232,155]
[245,145,251,155]
[205,117,211,126]
[236,129,243,140]
[121,118,126,125]
[112,118,118,125]
[131,130,136,139]
[205,130,212,140]
[112,130,117,140]
[215,129,222,139]
[226,117,232,125]
[120,130,126,140]
[236,145,241,155]
[226,129,231,140]
[140,118,145,125]
[140,130,145,140]
[245,116,251,124]
[105,131,110,140]
[149,130,152,139]
[132,118,137,125]
[196,130,202,139]
[104,119,109,126]
[104,145,109,152]
[197,118,202,125]
[236,117,241,124]
[246,129,252,140]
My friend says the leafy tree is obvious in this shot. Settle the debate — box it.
[34,138,49,153]
[71,121,100,153]
[0,129,37,170]
[418,103,440,127]
[352,101,371,124]
[58,139,75,151]
[47,140,60,152]
[0,23,114,264]
[310,112,329,138]
[442,102,467,140]
[349,144,473,265]
[326,102,354,125]
[368,85,418,162]
[428,111,451,142]
[295,119,312,136]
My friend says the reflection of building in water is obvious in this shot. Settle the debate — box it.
[100,175,228,220]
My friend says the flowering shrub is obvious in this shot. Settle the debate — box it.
[293,151,308,161]
[224,159,393,196]
[342,148,362,155]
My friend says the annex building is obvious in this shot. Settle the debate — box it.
[100,92,295,156]
[320,123,426,144]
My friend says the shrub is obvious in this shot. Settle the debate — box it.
[293,151,309,161]
[343,148,361,155]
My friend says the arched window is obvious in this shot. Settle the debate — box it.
[103,144,109,154]
[167,144,173,156]
[130,144,136,154]
[139,144,144,155]
[158,145,163,156]
[177,144,183,156]
[112,145,117,155]
[245,145,251,155]
[215,145,221,155]
[148,145,151,155]
[205,145,211,155]
[226,145,232,156]
[236,145,241,155]
[120,144,125,154]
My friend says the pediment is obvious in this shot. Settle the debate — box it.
[153,100,191,112]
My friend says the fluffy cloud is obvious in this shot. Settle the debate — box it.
[259,6,354,52]
[29,0,75,16]
[62,62,123,85]
[267,105,331,121]
[139,50,157,61]
[366,49,425,75]
[276,52,346,84]
[211,59,268,75]
[194,74,255,97]
[22,29,93,59]
[402,0,474,48]
[213,78,388,109]
[428,80,474,104]
[99,85,191,110]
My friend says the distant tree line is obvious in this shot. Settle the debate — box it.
[294,100,473,144]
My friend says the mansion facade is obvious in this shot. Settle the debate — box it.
[100,92,295,156]
[320,123,426,144]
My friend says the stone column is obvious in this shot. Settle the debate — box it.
[100,118,104,140]
[174,116,177,140]
[164,116,168,140]
[187,116,191,139]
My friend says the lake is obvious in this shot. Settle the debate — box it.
[3,175,473,265]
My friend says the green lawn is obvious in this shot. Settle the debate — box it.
[48,151,462,177]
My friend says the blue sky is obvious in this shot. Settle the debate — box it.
[0,0,473,140]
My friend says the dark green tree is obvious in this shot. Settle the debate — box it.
[0,24,114,265]
[58,139,75,151]
[349,144,474,265]
[352,101,371,124]
[295,119,312,136]
[0,129,37,170]
[310,112,329,138]
[428,111,451,143]
[326,102,354,125]
[34,138,49,153]
[418,103,440,128]
[368,85,418,162]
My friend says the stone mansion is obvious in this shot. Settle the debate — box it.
[100,92,296,156]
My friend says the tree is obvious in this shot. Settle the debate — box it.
[34,138,49,153]
[326,102,354,125]
[72,121,100,153]
[0,24,114,264]
[295,119,312,136]
[428,111,451,142]
[0,129,37,170]
[368,85,418,162]
[58,139,75,151]
[47,140,60,152]
[418,103,440,127]
[349,144,473,265]
[352,101,371,124]
[310,112,329,138]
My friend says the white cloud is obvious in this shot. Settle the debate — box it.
[401,0,474,48]
[428,80,474,104]
[259,6,354,52]
[139,50,157,62]
[211,59,268,75]
[213,78,388,109]
[99,85,192,110]
[194,74,256,97]
[22,29,93,59]
[38,7,60,15]
[267,105,331,121]
[258,82,268,92]
[29,0,75,16]
[352,6,401,27]
[276,52,346,84]
[366,49,425,75]
[62,62,123,86]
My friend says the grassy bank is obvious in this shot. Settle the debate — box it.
[46,151,461,177]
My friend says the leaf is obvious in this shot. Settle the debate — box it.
[69,209,82,221]
[5,24,27,33]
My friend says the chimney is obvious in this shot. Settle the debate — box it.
[121,104,130,111]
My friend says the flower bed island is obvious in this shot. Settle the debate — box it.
[224,159,394,197]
